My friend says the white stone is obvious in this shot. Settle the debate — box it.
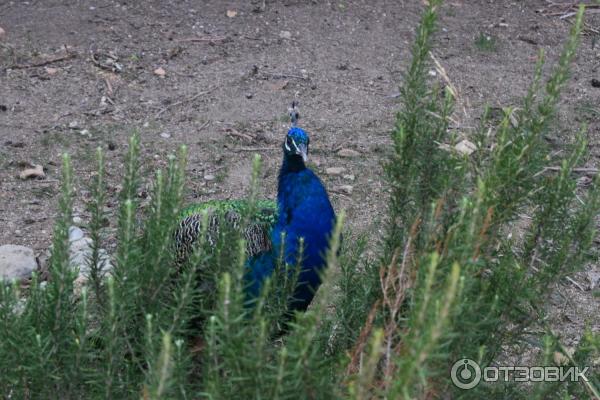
[337,148,360,158]
[0,244,37,281]
[68,230,112,276]
[338,185,354,195]
[454,139,476,156]
[69,226,85,242]
[326,167,346,176]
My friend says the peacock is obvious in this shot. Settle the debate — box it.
[174,102,336,313]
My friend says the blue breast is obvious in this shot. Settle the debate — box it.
[243,168,335,311]
[271,168,336,311]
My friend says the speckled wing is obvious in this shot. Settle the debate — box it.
[174,199,277,263]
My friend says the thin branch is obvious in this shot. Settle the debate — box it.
[260,72,308,80]
[9,51,76,69]
[155,87,217,118]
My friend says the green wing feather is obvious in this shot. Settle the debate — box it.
[174,199,278,262]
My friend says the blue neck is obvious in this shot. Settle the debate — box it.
[280,154,306,175]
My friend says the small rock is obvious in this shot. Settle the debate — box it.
[338,185,354,195]
[69,226,85,242]
[68,231,112,276]
[68,120,80,129]
[592,78,600,88]
[80,129,91,137]
[343,174,355,181]
[160,132,171,139]
[72,216,83,226]
[226,9,238,18]
[204,174,215,181]
[154,67,166,77]
[454,139,476,156]
[107,141,117,151]
[45,67,58,75]
[245,93,253,99]
[337,148,360,158]
[279,30,292,40]
[0,245,37,281]
[326,167,346,176]
[19,164,45,180]
[587,271,600,290]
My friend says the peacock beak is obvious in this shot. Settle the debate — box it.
[296,143,308,163]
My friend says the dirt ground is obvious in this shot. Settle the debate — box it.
[0,0,598,361]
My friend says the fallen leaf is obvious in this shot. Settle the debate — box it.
[19,165,45,180]
[45,67,58,75]
[226,9,237,18]
[153,67,166,77]
[454,139,476,156]
[553,351,569,366]
[553,347,575,366]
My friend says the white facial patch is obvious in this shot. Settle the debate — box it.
[284,139,291,151]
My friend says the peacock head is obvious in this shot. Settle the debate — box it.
[284,127,309,163]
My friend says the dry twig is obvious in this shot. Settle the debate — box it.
[260,72,308,80]
[155,87,217,118]
[177,36,228,43]
[10,50,76,69]
[234,146,276,152]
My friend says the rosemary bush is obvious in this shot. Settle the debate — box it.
[0,2,598,399]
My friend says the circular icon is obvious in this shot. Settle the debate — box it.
[451,358,481,390]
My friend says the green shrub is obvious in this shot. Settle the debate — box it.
[0,2,598,399]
